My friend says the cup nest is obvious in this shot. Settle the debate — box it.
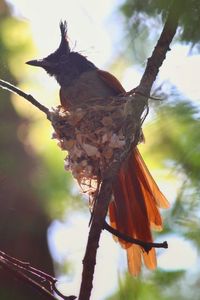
[49,96,138,204]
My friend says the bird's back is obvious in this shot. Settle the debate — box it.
[60,70,122,109]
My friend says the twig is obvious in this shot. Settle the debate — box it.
[103,222,168,253]
[0,250,76,300]
[0,250,54,282]
[0,79,50,118]
[127,89,163,101]
[0,259,58,300]
[78,1,182,299]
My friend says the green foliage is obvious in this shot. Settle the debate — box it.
[152,269,185,287]
[107,273,170,300]
[121,0,200,47]
[148,100,200,182]
[144,98,200,245]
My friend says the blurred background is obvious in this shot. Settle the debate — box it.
[0,0,200,299]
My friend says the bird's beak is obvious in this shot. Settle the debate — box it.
[26,59,53,68]
[26,59,43,67]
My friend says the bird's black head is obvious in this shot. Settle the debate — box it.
[26,21,97,86]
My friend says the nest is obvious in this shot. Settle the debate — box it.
[50,95,138,205]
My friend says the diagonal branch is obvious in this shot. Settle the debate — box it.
[0,250,76,300]
[78,1,182,300]
[0,79,50,118]
[0,253,58,300]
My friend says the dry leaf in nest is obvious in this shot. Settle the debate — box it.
[101,116,113,126]
[82,143,100,157]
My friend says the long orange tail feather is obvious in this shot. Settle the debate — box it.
[109,148,169,275]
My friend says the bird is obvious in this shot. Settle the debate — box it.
[26,21,169,275]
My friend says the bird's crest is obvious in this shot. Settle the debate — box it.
[60,21,68,41]
[57,20,70,54]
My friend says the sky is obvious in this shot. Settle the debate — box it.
[8,0,120,66]
[6,1,200,299]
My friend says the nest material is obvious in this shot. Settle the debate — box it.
[50,95,139,203]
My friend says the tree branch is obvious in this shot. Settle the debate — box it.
[103,222,168,253]
[78,1,182,299]
[78,179,113,300]
[0,250,76,300]
[0,79,50,118]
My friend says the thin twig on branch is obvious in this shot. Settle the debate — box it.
[0,258,57,300]
[0,79,50,118]
[103,222,168,253]
[0,250,76,300]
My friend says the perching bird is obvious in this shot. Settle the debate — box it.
[26,21,169,275]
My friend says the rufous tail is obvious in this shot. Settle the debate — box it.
[109,148,169,275]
